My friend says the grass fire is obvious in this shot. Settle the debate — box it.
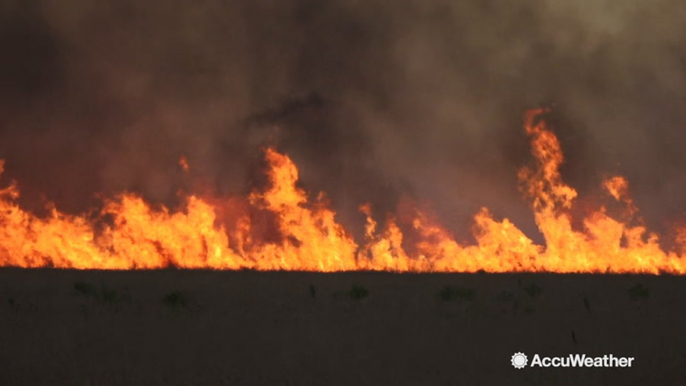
[0,109,683,273]
[4,2,686,385]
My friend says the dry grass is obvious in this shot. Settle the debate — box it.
[0,269,681,385]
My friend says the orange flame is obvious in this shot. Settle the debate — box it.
[0,109,684,273]
[179,155,190,172]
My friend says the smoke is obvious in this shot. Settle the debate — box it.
[0,0,684,241]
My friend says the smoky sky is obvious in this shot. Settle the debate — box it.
[0,0,685,241]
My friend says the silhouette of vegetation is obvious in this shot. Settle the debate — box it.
[517,279,543,298]
[628,283,649,301]
[439,286,475,301]
[348,285,369,300]
[163,291,188,309]
[74,281,98,298]
[74,281,129,304]
[496,289,514,302]
[522,283,542,298]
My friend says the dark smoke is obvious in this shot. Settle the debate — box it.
[0,0,685,242]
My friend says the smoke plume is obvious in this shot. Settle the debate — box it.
[0,0,684,241]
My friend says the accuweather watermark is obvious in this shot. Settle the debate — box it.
[511,352,635,369]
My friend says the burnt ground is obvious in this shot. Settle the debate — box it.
[0,269,684,385]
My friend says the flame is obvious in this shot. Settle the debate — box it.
[179,155,190,172]
[0,109,684,273]
[245,148,359,271]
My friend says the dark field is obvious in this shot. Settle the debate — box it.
[1,269,684,385]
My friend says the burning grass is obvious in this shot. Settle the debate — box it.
[0,109,685,273]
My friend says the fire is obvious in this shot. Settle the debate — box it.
[245,148,359,271]
[0,109,684,273]
[179,155,190,172]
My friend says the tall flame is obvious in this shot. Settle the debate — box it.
[0,109,684,273]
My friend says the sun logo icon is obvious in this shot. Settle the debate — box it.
[511,352,528,369]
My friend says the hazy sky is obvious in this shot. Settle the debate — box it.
[0,0,684,241]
